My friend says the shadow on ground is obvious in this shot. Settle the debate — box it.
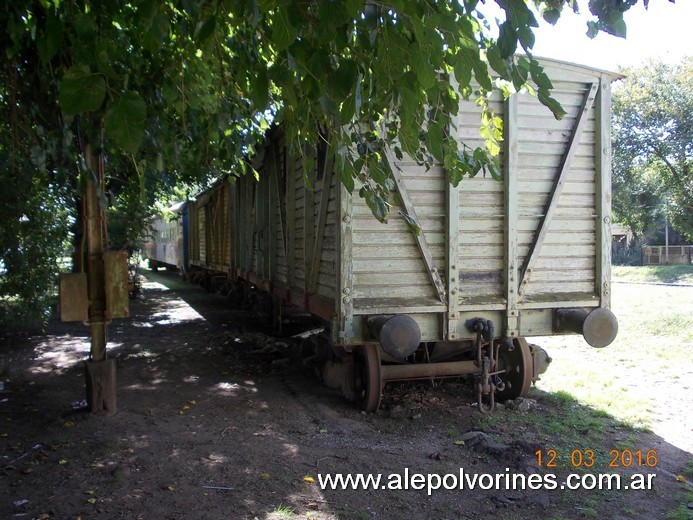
[1,269,690,520]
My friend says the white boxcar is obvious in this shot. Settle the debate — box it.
[233,58,619,411]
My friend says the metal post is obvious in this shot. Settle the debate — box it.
[665,214,669,265]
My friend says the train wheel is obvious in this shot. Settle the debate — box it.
[495,337,532,400]
[353,345,382,412]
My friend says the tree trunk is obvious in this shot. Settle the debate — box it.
[84,142,116,413]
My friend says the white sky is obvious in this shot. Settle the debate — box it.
[484,0,692,72]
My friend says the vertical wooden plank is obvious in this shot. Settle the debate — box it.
[504,95,519,337]
[595,74,613,308]
[222,183,231,272]
[248,181,257,274]
[267,145,278,280]
[229,183,237,276]
[304,147,316,294]
[336,182,354,343]
[261,162,270,278]
[230,185,237,271]
[239,178,247,270]
[308,152,335,293]
[285,145,296,289]
[446,171,460,340]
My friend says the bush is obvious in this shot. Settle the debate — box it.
[612,239,642,266]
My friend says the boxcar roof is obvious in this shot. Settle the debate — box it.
[534,55,625,81]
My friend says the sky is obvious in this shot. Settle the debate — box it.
[525,0,692,71]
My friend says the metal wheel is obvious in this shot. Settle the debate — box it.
[354,345,382,412]
[495,337,532,400]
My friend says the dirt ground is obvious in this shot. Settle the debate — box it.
[1,270,690,520]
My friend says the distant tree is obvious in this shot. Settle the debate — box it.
[612,58,693,242]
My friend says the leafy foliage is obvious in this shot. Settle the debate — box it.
[0,0,647,326]
[612,58,692,242]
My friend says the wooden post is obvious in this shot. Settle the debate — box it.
[83,143,116,413]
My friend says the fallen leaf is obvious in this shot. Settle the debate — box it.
[188,400,196,405]
[58,459,68,465]
[84,490,95,495]
[260,473,270,479]
[63,420,75,428]
[453,441,465,445]
[303,476,315,483]
[318,428,327,434]
[0,433,8,438]
[676,475,686,483]
[181,405,190,411]
[87,498,96,504]
[164,485,175,491]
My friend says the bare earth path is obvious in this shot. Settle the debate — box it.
[1,271,690,519]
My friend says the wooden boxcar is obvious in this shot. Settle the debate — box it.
[141,202,186,271]
[228,58,619,412]
[186,181,234,287]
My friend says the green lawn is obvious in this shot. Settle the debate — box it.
[530,280,693,433]
[611,265,693,285]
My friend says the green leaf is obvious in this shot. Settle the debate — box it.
[271,7,298,52]
[473,59,493,92]
[517,26,535,51]
[497,22,517,59]
[73,12,96,40]
[58,65,106,115]
[542,8,561,25]
[538,90,566,120]
[529,59,553,91]
[340,93,356,124]
[198,15,217,42]
[426,123,445,163]
[453,48,476,90]
[251,66,269,109]
[399,125,420,160]
[399,85,419,126]
[399,211,421,236]
[95,46,120,80]
[486,46,509,78]
[344,0,362,17]
[104,91,147,154]
[362,187,389,223]
[368,154,388,185]
[511,63,528,91]
[338,153,356,193]
[608,18,627,38]
[143,13,170,53]
[487,158,502,180]
[37,13,63,64]
[411,43,437,89]
[332,59,358,103]
[317,1,349,41]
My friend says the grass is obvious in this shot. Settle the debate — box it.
[666,491,693,520]
[527,279,693,432]
[470,269,692,519]
[611,265,693,284]
[269,504,295,518]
